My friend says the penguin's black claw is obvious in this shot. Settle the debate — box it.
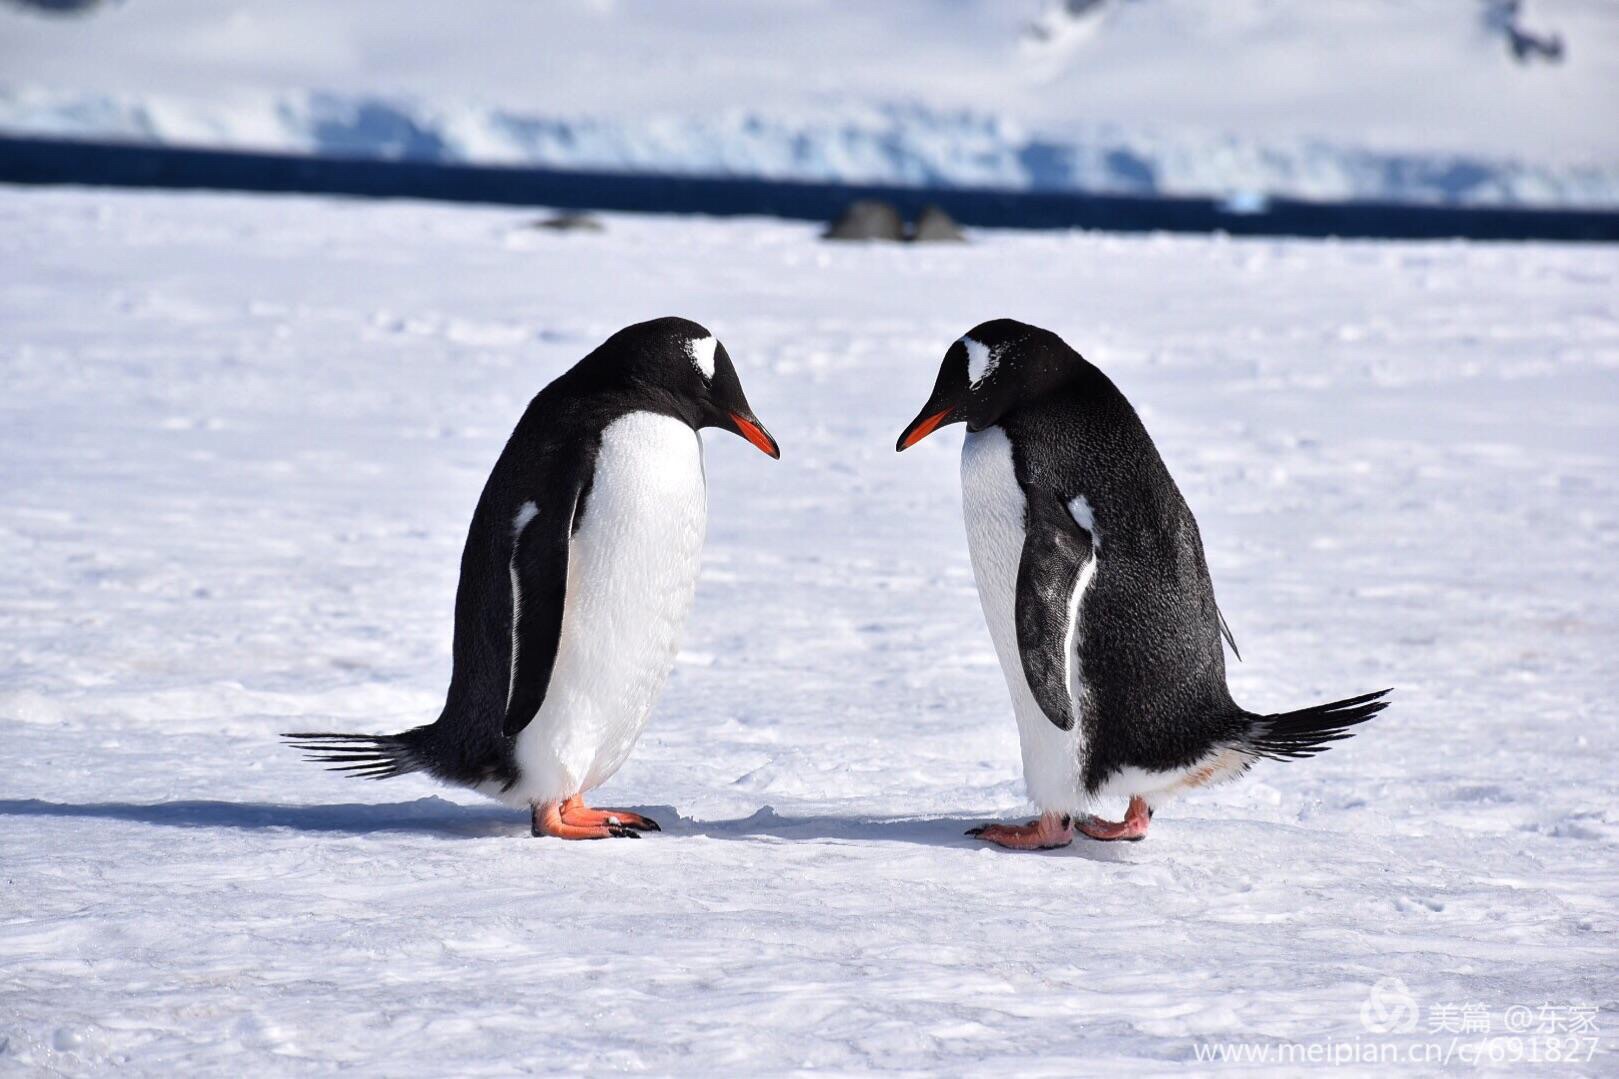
[608,826,641,839]
[964,825,986,837]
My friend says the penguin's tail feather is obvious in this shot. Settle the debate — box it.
[280,729,428,780]
[1239,688,1391,762]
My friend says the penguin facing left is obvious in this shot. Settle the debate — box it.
[286,317,779,839]
[897,319,1389,849]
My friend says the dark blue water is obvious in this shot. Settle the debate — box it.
[3,133,1616,243]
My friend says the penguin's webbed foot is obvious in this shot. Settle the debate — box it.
[559,795,661,833]
[1078,796,1152,842]
[531,798,658,840]
[965,812,1075,851]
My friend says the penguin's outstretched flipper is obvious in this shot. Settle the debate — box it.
[1014,487,1096,732]
[502,447,596,739]
[1241,689,1392,761]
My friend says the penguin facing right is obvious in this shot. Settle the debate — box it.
[897,319,1390,849]
[287,317,779,838]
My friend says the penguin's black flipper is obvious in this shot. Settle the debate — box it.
[502,447,597,739]
[1015,487,1097,732]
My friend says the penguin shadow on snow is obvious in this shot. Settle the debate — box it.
[0,796,526,839]
[669,805,1139,859]
[1,797,1136,855]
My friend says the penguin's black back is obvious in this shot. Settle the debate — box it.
[283,316,763,789]
[999,361,1246,790]
[408,323,712,787]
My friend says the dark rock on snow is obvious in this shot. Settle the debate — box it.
[532,213,606,233]
[911,204,966,243]
[824,200,966,243]
[824,200,906,241]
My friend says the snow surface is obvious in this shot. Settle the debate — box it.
[2,187,1618,1073]
[3,0,1619,207]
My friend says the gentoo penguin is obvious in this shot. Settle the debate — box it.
[897,319,1389,849]
[287,317,778,839]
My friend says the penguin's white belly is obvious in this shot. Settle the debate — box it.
[507,412,706,805]
[961,427,1089,816]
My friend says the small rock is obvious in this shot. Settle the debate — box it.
[824,200,904,242]
[530,213,605,233]
[910,204,966,243]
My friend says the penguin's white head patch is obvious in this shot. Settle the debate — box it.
[961,335,997,387]
[688,335,717,381]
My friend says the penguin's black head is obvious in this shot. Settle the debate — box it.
[896,319,1079,450]
[592,316,779,458]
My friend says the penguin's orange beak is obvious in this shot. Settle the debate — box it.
[896,407,954,451]
[729,412,780,459]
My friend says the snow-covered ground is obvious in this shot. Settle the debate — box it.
[2,187,1617,1073]
[3,0,1619,207]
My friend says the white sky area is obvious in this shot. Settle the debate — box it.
[0,0,1615,163]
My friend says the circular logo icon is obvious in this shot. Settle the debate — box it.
[1361,977,1421,1034]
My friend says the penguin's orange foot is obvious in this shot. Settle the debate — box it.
[1078,796,1152,842]
[966,812,1074,850]
[558,795,661,833]
[531,800,645,840]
